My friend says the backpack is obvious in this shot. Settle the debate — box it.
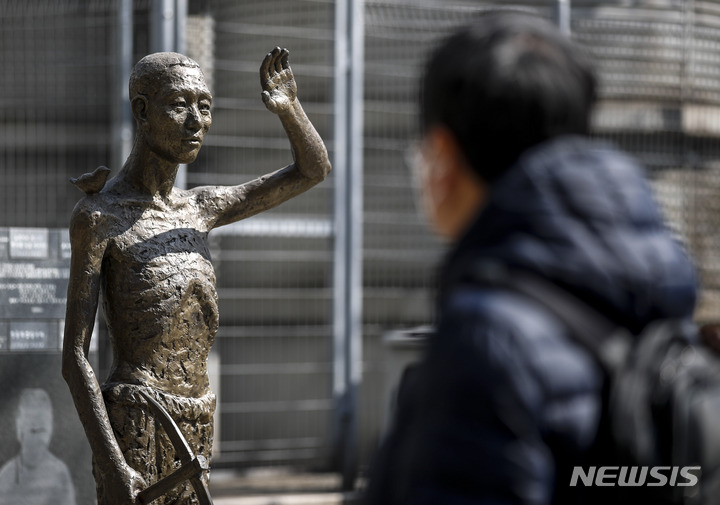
[471,264,720,505]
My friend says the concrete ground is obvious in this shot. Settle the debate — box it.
[209,467,362,505]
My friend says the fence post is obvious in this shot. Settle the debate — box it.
[556,0,571,36]
[332,0,364,491]
[111,0,133,182]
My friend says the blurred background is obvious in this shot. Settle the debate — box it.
[2,0,720,498]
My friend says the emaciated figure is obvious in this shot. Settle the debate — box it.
[62,48,330,505]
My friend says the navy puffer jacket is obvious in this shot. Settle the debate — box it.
[365,136,697,505]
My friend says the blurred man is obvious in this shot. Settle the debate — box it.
[0,389,76,505]
[364,12,696,505]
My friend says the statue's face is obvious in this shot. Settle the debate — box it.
[143,66,212,164]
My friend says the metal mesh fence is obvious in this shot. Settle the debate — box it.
[358,0,559,465]
[571,2,720,322]
[189,0,336,467]
[0,1,114,227]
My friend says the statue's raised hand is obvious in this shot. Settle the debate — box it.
[260,47,297,114]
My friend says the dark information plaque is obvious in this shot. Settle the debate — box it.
[0,227,97,505]
[0,228,70,324]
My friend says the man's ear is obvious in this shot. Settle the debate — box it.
[424,126,469,189]
[131,95,149,124]
[423,125,487,239]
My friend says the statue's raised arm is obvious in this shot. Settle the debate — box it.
[198,47,331,230]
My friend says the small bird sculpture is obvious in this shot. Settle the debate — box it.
[70,166,112,194]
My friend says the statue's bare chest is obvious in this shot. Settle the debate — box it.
[107,197,212,262]
[102,199,217,298]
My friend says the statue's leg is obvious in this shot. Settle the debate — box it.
[152,401,215,503]
[93,390,158,504]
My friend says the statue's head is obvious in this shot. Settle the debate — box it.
[129,52,207,101]
[129,52,212,165]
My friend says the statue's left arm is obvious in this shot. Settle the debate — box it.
[200,47,331,229]
[62,201,147,504]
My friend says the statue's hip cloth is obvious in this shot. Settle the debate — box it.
[94,383,216,505]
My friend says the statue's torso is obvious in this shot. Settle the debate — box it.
[98,191,219,398]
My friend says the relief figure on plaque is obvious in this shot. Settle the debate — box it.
[0,388,77,505]
[62,48,330,505]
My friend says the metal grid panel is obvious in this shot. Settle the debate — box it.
[190,0,336,468]
[0,1,114,227]
[359,0,556,464]
[572,2,720,322]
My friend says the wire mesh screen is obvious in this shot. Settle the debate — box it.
[360,0,471,464]
[571,2,720,323]
[358,0,560,463]
[0,1,115,227]
[189,0,336,467]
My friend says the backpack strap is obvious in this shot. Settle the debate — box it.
[469,263,633,372]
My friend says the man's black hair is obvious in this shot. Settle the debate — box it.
[420,11,596,182]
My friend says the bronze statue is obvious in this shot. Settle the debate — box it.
[62,48,331,505]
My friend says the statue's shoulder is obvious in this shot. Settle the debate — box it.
[187,184,222,202]
[69,190,120,239]
[70,171,133,221]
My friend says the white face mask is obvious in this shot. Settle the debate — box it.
[406,141,426,217]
